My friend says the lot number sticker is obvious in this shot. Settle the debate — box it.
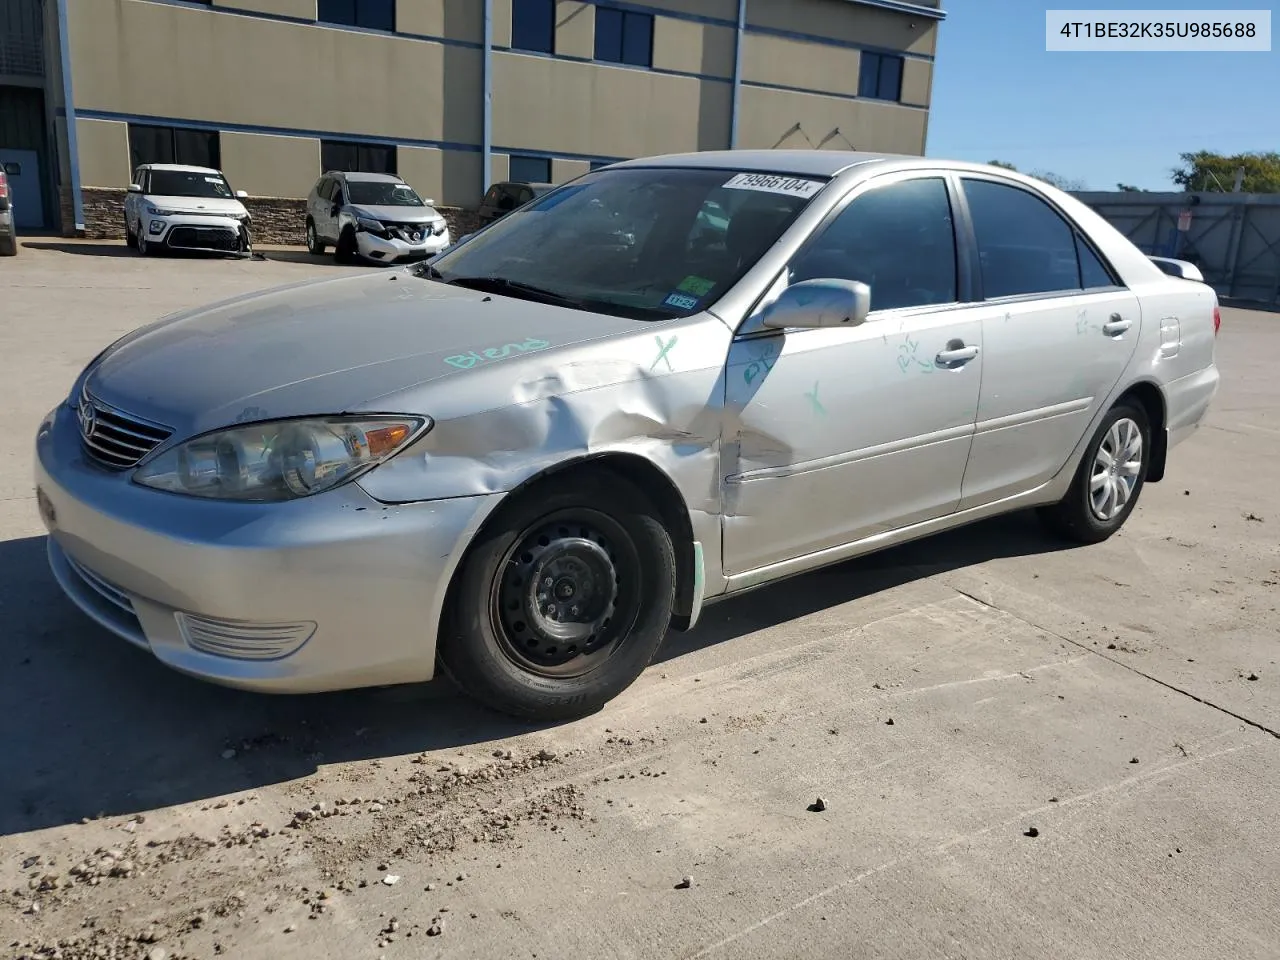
[722,173,824,198]
[664,292,701,310]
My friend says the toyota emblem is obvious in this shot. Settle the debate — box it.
[78,398,97,439]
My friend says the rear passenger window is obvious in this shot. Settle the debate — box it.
[963,179,1082,299]
[789,177,957,312]
[1076,233,1118,289]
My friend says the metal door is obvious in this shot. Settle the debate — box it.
[0,149,44,229]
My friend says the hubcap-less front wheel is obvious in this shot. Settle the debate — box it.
[1090,416,1143,521]
[491,510,638,679]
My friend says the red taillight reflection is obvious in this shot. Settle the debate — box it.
[1213,305,1221,337]
[0,173,8,200]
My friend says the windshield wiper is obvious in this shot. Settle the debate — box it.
[443,275,586,308]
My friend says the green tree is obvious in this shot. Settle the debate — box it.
[988,159,1018,170]
[1116,183,1145,192]
[1171,151,1280,193]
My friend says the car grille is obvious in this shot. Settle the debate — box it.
[176,612,317,661]
[168,225,240,252]
[388,222,444,242]
[78,389,173,470]
[64,551,135,616]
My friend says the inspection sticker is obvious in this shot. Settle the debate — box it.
[676,275,716,296]
[663,292,700,310]
[722,173,824,198]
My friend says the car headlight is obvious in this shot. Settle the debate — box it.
[356,216,387,236]
[431,221,447,236]
[145,204,175,216]
[133,416,429,501]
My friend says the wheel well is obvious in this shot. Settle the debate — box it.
[448,454,699,637]
[1118,381,1167,482]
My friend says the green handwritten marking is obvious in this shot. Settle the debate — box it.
[805,381,827,416]
[743,340,778,384]
[652,334,678,372]
[444,337,550,369]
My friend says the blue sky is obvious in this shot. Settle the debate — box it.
[926,1,1279,190]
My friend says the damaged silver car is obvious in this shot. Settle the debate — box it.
[35,151,1220,720]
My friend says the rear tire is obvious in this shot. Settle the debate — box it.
[0,234,16,256]
[438,471,676,721]
[305,218,325,256]
[1038,401,1150,544]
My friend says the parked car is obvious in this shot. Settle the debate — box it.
[124,163,252,256]
[305,171,450,265]
[477,180,554,226]
[0,167,17,256]
[37,152,1220,722]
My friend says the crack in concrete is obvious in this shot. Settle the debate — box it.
[947,585,1280,742]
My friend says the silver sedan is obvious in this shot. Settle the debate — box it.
[35,151,1221,720]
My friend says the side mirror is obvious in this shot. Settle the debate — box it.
[761,278,872,330]
[127,183,142,193]
[423,198,435,206]
[235,189,249,199]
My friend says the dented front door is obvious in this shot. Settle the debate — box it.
[719,311,983,577]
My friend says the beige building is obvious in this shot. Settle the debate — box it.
[2,0,944,237]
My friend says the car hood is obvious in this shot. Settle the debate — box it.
[349,204,443,224]
[85,271,651,438]
[147,194,247,217]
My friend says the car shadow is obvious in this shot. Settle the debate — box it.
[20,241,136,258]
[260,249,386,267]
[0,512,1069,836]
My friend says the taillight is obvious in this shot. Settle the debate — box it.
[0,173,7,200]
[1213,305,1221,337]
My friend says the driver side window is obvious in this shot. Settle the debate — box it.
[789,177,958,312]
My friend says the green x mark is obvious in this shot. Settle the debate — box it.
[805,381,827,417]
[652,334,678,372]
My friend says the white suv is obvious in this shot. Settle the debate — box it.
[124,163,252,256]
[305,171,450,265]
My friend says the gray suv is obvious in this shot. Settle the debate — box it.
[305,171,450,265]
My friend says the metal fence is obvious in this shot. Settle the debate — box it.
[1072,191,1280,306]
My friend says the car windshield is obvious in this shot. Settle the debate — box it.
[149,170,234,199]
[422,167,827,320]
[347,180,425,207]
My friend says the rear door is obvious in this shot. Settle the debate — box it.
[955,175,1142,509]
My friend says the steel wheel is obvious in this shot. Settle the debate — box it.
[489,509,639,679]
[306,220,320,255]
[1089,416,1143,521]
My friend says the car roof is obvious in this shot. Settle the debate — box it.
[329,171,405,183]
[141,163,224,175]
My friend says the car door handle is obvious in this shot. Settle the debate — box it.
[936,343,980,365]
[1103,314,1132,336]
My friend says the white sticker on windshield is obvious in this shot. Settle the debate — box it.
[722,173,824,198]
[204,176,221,183]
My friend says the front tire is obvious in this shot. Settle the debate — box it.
[334,227,356,263]
[124,216,137,250]
[1038,401,1150,544]
[438,472,676,721]
[137,229,151,256]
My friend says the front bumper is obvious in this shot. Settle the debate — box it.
[355,228,450,264]
[34,402,502,693]
[147,214,248,254]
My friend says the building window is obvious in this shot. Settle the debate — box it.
[128,124,221,171]
[589,161,612,171]
[317,0,395,32]
[511,0,555,53]
[858,52,903,101]
[508,154,551,184]
[595,7,653,67]
[321,140,397,175]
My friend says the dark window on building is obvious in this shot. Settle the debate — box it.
[508,154,551,184]
[962,178,1085,299]
[789,177,956,312]
[317,0,395,31]
[321,140,397,175]
[589,161,612,171]
[595,7,653,67]
[858,52,903,101]
[128,124,220,170]
[511,0,555,53]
